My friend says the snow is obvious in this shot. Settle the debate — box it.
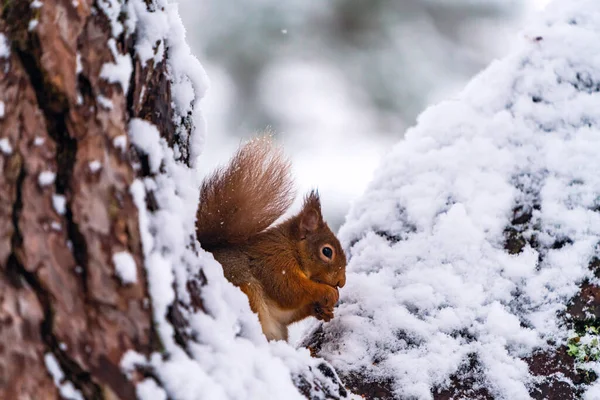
[137,379,168,400]
[0,101,5,118]
[96,95,113,110]
[100,39,133,95]
[128,119,164,173]
[112,251,138,284]
[52,198,65,217]
[0,34,9,59]
[88,160,102,173]
[96,0,124,37]
[76,53,82,74]
[113,135,127,151]
[309,1,600,398]
[38,171,56,187]
[44,353,84,400]
[30,0,43,8]
[0,138,12,155]
[28,19,39,31]
[34,136,45,146]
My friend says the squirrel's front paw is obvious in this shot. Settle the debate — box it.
[313,285,339,321]
[313,303,335,321]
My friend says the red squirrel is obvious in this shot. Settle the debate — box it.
[196,138,346,341]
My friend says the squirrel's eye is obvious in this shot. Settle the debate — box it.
[322,246,333,259]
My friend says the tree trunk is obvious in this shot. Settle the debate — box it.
[0,0,162,397]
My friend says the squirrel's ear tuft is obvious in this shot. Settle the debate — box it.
[298,190,323,237]
[303,190,322,215]
[299,208,320,236]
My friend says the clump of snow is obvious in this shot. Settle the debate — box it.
[52,194,67,215]
[44,353,84,400]
[30,0,43,9]
[76,52,82,74]
[113,251,138,284]
[88,160,102,173]
[0,138,12,155]
[28,19,39,31]
[97,0,124,37]
[136,379,168,400]
[125,0,167,66]
[0,34,9,59]
[38,171,56,187]
[113,135,128,151]
[100,39,133,95]
[310,1,600,398]
[0,101,5,118]
[96,95,113,110]
[128,119,163,173]
[34,136,45,146]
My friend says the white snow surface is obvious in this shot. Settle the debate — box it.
[112,251,138,284]
[0,101,5,118]
[52,194,66,215]
[44,353,84,400]
[128,118,164,173]
[0,34,9,59]
[88,160,102,173]
[38,171,56,187]
[92,1,347,399]
[100,38,133,95]
[0,138,12,155]
[311,1,600,399]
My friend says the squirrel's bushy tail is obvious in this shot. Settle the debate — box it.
[196,137,295,249]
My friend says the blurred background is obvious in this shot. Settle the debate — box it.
[179,0,552,230]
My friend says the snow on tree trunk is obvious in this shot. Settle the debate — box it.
[0,1,346,399]
[304,1,600,399]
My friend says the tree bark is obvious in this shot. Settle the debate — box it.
[0,1,168,397]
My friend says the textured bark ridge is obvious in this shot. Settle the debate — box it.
[0,1,162,397]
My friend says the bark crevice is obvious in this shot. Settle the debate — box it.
[8,28,105,400]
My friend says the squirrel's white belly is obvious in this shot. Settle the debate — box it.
[257,297,295,341]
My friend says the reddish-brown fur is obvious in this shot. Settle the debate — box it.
[196,139,346,341]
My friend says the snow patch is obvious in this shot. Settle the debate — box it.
[0,34,9,59]
[44,353,84,400]
[28,19,39,31]
[113,251,138,284]
[38,171,55,187]
[128,119,163,173]
[97,95,113,110]
[30,0,43,9]
[34,136,45,146]
[88,160,102,173]
[137,379,168,400]
[96,0,124,37]
[76,52,82,74]
[0,101,5,118]
[0,138,12,155]
[113,135,127,151]
[100,39,133,95]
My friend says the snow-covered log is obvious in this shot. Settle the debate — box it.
[0,1,346,399]
[304,1,600,399]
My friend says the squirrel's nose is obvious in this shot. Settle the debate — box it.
[337,276,346,288]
